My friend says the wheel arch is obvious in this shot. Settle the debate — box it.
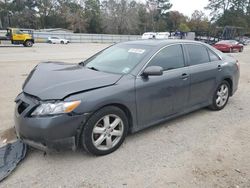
[77,102,134,145]
[100,103,134,133]
[25,39,34,43]
[223,77,233,96]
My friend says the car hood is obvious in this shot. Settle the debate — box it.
[23,62,123,100]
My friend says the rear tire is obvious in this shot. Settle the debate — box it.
[60,41,64,44]
[81,106,128,156]
[209,81,230,111]
[24,40,33,47]
[239,47,243,52]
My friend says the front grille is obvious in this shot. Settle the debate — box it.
[17,102,29,114]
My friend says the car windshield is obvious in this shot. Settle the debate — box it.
[85,44,151,74]
[14,30,24,34]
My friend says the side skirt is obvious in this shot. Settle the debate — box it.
[131,101,211,133]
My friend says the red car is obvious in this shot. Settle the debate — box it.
[213,40,244,53]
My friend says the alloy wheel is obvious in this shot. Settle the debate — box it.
[216,84,229,108]
[91,114,124,151]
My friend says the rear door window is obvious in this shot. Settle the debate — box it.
[148,44,185,71]
[185,44,210,66]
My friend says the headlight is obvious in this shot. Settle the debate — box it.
[31,100,81,116]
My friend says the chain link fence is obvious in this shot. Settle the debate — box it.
[0,30,141,43]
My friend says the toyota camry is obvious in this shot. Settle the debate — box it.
[14,40,239,155]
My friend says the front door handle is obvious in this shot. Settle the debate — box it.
[218,65,222,71]
[181,73,189,80]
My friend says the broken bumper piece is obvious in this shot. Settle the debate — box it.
[0,139,27,182]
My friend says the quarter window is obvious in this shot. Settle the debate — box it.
[186,44,210,66]
[208,49,220,61]
[148,45,185,71]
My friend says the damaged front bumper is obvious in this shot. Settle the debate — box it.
[20,136,76,152]
[14,93,88,151]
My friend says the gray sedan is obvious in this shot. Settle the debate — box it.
[14,40,240,155]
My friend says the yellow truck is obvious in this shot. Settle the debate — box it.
[0,28,34,47]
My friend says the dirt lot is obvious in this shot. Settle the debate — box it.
[0,43,250,188]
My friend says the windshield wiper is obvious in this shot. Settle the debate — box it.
[87,66,99,71]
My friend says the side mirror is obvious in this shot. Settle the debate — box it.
[79,61,87,66]
[142,66,163,77]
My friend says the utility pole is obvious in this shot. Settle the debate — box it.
[8,11,12,27]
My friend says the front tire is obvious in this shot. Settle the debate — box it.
[239,47,243,52]
[60,41,64,44]
[209,81,230,111]
[81,106,128,155]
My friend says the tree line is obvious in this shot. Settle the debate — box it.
[0,0,250,36]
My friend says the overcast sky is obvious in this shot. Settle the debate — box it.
[171,0,210,17]
[139,0,210,17]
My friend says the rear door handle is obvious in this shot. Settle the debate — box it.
[218,65,222,71]
[181,73,189,80]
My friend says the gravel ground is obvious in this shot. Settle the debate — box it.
[0,43,250,188]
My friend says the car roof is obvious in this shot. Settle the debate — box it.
[122,40,204,48]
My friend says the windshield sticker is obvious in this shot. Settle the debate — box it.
[122,67,131,74]
[128,48,145,54]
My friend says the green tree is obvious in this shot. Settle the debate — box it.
[85,0,102,33]
[147,0,172,31]
[166,11,187,31]
[147,0,172,15]
[13,0,38,28]
[205,0,250,32]
[137,3,148,33]
[179,23,190,32]
[58,0,85,33]
[188,10,210,34]
[205,0,232,19]
[217,10,248,28]
[36,0,57,28]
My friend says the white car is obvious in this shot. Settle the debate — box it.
[155,32,170,39]
[47,37,69,44]
[141,32,156,39]
[244,39,250,45]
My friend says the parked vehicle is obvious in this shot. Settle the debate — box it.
[14,40,239,155]
[213,40,244,52]
[0,28,34,47]
[243,39,250,45]
[141,32,156,39]
[168,35,179,39]
[185,32,196,40]
[47,37,69,44]
[155,32,170,39]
